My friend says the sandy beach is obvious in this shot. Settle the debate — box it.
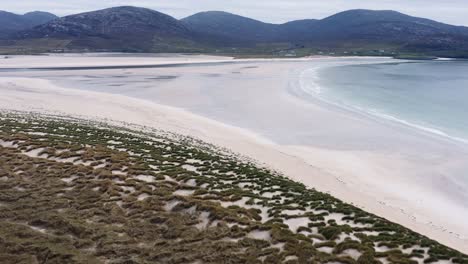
[0,54,467,254]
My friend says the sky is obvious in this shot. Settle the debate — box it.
[3,0,468,26]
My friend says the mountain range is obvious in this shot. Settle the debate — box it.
[0,11,57,38]
[2,6,468,57]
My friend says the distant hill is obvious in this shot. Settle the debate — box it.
[23,11,58,25]
[183,9,468,51]
[0,10,57,38]
[4,7,468,57]
[182,11,280,44]
[278,19,318,41]
[182,12,320,44]
[302,10,468,49]
[16,6,197,52]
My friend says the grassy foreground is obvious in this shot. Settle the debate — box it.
[0,112,466,264]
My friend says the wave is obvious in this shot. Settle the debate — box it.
[297,65,468,146]
[361,107,468,145]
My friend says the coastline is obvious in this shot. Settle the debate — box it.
[299,61,468,146]
[0,55,467,253]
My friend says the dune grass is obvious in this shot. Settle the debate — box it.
[0,112,466,264]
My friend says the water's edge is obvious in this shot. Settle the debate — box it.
[297,62,468,146]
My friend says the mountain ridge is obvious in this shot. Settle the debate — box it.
[0,10,57,38]
[2,6,468,57]
[14,6,198,52]
[184,8,468,53]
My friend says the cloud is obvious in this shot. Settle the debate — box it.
[3,0,468,26]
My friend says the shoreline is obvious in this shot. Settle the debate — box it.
[296,63,468,147]
[0,53,390,70]
[0,56,467,253]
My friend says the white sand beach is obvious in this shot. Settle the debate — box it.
[0,53,233,68]
[0,54,467,253]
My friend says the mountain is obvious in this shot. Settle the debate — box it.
[277,19,319,42]
[23,11,58,25]
[303,10,468,48]
[182,11,280,44]
[182,12,320,44]
[183,9,468,51]
[16,6,197,52]
[0,11,57,38]
[5,7,468,56]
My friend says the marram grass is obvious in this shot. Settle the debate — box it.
[0,112,466,264]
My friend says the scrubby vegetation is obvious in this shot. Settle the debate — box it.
[0,112,466,264]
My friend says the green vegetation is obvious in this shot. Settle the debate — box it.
[2,38,468,60]
[1,37,468,60]
[393,54,438,60]
[0,112,466,263]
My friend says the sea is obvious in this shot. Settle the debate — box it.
[301,60,468,145]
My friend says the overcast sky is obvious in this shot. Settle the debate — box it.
[4,0,468,26]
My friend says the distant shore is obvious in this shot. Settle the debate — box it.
[0,54,467,253]
[2,50,466,61]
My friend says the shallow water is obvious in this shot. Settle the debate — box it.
[310,60,468,144]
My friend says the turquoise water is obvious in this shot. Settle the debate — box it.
[310,60,468,144]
